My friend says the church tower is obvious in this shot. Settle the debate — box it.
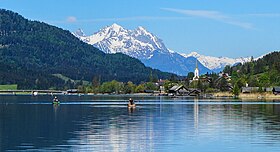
[193,59,199,81]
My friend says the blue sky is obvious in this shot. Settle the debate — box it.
[1,0,280,58]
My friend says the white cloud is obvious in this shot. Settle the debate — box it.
[247,13,280,17]
[49,16,187,24]
[162,8,254,29]
[66,16,77,23]
[77,16,188,23]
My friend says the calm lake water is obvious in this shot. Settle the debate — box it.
[1,95,280,152]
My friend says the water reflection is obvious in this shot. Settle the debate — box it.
[194,98,199,129]
[1,96,280,151]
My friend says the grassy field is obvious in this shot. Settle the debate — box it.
[213,92,280,100]
[52,74,90,85]
[0,84,18,90]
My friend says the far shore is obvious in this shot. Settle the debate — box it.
[1,90,280,101]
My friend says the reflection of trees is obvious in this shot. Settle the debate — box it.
[190,103,280,146]
[254,104,280,141]
[0,104,98,151]
[223,104,280,143]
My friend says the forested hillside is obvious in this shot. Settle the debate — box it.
[0,9,177,89]
[223,51,280,88]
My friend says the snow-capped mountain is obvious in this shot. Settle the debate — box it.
[181,52,251,72]
[74,23,212,75]
[74,23,169,59]
[73,28,86,37]
[74,23,255,75]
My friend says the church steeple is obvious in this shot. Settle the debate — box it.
[193,59,199,81]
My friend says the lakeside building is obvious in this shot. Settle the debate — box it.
[67,89,78,94]
[168,85,200,96]
[273,87,280,95]
[219,72,231,81]
[169,85,189,96]
[242,87,259,93]
[242,87,275,93]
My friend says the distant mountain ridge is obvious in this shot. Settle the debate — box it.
[73,24,211,75]
[181,52,251,72]
[74,24,254,74]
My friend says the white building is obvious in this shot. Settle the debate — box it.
[193,59,199,81]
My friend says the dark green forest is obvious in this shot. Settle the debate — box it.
[223,51,280,89]
[0,9,177,89]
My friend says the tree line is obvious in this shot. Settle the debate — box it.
[223,52,280,90]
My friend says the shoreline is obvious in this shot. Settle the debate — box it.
[213,92,280,101]
[1,91,280,101]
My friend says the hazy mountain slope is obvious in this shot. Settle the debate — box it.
[142,50,211,75]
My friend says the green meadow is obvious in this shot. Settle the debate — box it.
[0,84,18,90]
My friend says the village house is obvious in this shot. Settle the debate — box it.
[168,85,201,96]
[67,89,78,94]
[241,87,259,93]
[169,85,189,96]
[241,87,275,93]
[272,87,280,95]
[219,72,231,81]
[188,88,201,96]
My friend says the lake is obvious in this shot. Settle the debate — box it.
[1,95,280,152]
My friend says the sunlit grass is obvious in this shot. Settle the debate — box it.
[0,84,18,90]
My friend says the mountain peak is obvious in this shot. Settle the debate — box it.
[108,23,123,31]
[189,52,200,57]
[135,26,152,36]
[74,24,169,59]
[136,26,147,32]
[137,26,145,30]
[182,51,200,58]
[73,28,86,37]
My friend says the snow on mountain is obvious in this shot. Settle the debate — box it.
[72,28,86,37]
[180,52,251,71]
[73,24,212,75]
[75,23,169,59]
[254,52,274,61]
[73,23,257,75]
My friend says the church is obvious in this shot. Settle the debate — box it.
[193,59,199,81]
